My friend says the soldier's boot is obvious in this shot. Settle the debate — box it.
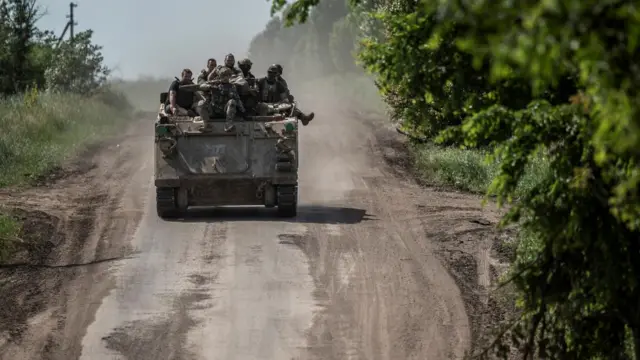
[300,112,315,126]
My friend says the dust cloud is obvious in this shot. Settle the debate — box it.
[74,0,385,117]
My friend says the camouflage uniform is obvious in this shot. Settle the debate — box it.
[197,69,212,84]
[208,67,245,132]
[267,64,314,125]
[239,59,256,82]
[198,58,217,84]
[238,58,258,115]
[273,64,291,100]
[209,54,242,80]
[209,65,242,80]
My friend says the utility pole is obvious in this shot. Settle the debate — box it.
[67,2,77,41]
[56,2,78,47]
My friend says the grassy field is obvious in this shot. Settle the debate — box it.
[410,143,549,197]
[0,88,132,259]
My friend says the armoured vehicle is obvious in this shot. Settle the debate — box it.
[154,83,300,218]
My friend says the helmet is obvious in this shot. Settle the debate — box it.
[267,64,279,74]
[225,53,235,60]
[274,64,283,75]
[217,67,233,81]
[238,58,252,67]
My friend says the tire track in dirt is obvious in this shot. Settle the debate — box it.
[280,96,480,360]
[0,96,513,360]
[0,118,151,360]
[369,121,515,354]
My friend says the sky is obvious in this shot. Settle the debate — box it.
[36,0,274,79]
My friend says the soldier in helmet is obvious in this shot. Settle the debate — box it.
[256,64,314,125]
[209,67,246,132]
[238,58,255,84]
[274,64,287,89]
[198,58,217,84]
[274,63,295,102]
[237,58,258,115]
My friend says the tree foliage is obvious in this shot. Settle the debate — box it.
[0,0,111,97]
[266,0,640,358]
[249,0,362,81]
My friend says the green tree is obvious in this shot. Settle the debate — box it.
[0,0,113,97]
[0,0,40,95]
[250,0,359,82]
[44,30,110,94]
[267,0,640,358]
[328,15,359,73]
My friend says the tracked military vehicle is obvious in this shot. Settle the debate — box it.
[154,86,300,218]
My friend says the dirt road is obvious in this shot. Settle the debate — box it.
[0,96,505,359]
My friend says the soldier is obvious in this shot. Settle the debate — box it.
[197,58,217,84]
[237,58,258,115]
[256,64,314,125]
[208,53,242,80]
[239,58,256,83]
[275,64,298,103]
[274,64,288,89]
[166,68,196,116]
[209,67,246,132]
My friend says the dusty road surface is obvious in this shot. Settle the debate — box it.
[0,95,506,359]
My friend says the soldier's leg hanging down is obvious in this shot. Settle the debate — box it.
[293,107,315,125]
[196,100,210,121]
[224,99,237,132]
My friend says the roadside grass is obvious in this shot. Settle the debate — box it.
[0,88,132,261]
[410,142,549,198]
[410,141,551,353]
[410,141,548,269]
[0,212,20,261]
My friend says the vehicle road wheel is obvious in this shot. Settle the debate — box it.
[276,185,297,217]
[156,187,180,218]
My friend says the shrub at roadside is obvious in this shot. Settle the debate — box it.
[273,0,640,358]
[0,90,131,187]
[0,0,133,261]
[410,143,548,197]
[0,89,131,262]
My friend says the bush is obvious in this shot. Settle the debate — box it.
[270,0,640,357]
[410,144,548,197]
[0,90,130,187]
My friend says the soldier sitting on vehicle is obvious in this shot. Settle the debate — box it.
[256,65,314,125]
[198,58,217,84]
[274,64,294,102]
[208,53,242,81]
[206,67,246,132]
[238,58,256,84]
[165,68,197,116]
[237,58,259,115]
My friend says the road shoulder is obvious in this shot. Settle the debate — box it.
[0,117,150,360]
